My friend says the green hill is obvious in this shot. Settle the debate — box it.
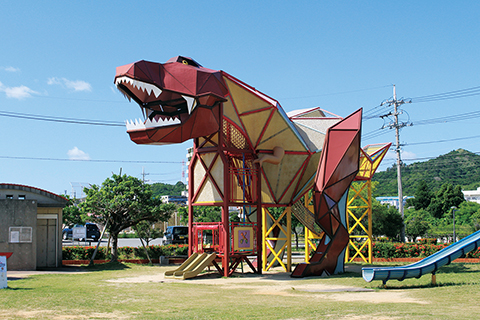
[372,149,480,196]
[151,181,186,197]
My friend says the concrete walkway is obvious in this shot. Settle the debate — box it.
[7,266,88,280]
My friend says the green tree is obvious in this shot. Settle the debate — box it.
[471,210,480,231]
[408,180,433,210]
[81,173,176,262]
[372,201,403,240]
[179,205,240,223]
[62,195,86,226]
[404,208,432,241]
[133,220,163,246]
[428,182,465,219]
[133,220,164,263]
[454,201,480,226]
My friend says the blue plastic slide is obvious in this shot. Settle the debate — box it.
[362,229,480,284]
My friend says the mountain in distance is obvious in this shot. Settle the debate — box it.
[372,149,480,196]
[151,181,186,197]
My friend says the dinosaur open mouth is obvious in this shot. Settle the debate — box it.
[115,76,197,131]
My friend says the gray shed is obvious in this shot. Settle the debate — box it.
[0,184,67,270]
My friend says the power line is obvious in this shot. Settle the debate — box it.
[381,150,480,164]
[0,155,182,164]
[0,110,124,127]
[409,85,480,103]
[406,134,480,146]
[413,110,480,126]
[363,109,480,141]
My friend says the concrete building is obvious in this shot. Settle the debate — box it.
[463,187,480,204]
[375,196,413,209]
[161,194,188,206]
[0,184,67,270]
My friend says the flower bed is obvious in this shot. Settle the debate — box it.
[62,244,188,261]
[354,241,480,259]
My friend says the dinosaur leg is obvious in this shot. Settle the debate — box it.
[291,191,350,277]
[291,109,361,278]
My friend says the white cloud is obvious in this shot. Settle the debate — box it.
[0,82,38,99]
[67,147,91,160]
[385,149,417,161]
[48,77,92,92]
[64,79,92,92]
[3,66,20,72]
[47,77,61,85]
[401,150,417,160]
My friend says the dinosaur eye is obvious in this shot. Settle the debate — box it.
[182,60,189,65]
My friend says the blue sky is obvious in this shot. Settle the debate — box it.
[1,1,479,196]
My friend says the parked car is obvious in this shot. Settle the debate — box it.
[62,223,101,241]
[163,226,188,244]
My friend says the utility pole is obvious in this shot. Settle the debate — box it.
[380,85,411,242]
[141,167,149,183]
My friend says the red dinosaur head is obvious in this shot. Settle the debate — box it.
[115,56,228,144]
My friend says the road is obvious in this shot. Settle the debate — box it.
[62,238,165,247]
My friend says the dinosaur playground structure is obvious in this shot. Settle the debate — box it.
[115,56,388,278]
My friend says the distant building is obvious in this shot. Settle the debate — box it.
[161,194,187,206]
[375,196,413,209]
[462,187,480,204]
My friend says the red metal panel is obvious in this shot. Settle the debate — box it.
[292,109,362,278]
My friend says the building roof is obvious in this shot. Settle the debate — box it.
[0,183,68,207]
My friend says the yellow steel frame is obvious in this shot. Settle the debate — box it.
[302,144,390,265]
[262,206,291,271]
[303,193,323,263]
[345,180,372,263]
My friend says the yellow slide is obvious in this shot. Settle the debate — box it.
[165,252,217,280]
[164,252,199,278]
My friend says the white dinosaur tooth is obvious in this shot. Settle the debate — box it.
[146,85,153,96]
[182,95,196,114]
[152,86,162,98]
[144,118,153,128]
[126,120,136,131]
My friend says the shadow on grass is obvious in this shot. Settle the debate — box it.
[376,280,480,290]
[85,261,132,271]
[4,287,33,291]
[435,264,478,274]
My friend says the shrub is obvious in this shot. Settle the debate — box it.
[359,242,450,259]
[419,238,438,245]
[62,244,188,260]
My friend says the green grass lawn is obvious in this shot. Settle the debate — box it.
[2,262,480,319]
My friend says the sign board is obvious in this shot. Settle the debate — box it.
[0,255,7,289]
[72,226,86,240]
[10,231,20,243]
[9,227,32,243]
[233,226,254,251]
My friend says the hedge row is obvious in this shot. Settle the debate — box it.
[356,242,480,259]
[62,244,188,260]
[63,242,480,261]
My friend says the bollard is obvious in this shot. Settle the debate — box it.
[0,256,7,289]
